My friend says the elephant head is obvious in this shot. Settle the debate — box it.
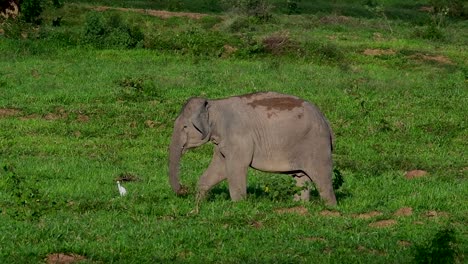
[169,97,211,195]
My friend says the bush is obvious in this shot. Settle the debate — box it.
[286,0,301,15]
[262,31,299,56]
[430,0,468,18]
[20,0,43,24]
[221,0,273,22]
[224,15,257,33]
[413,25,445,40]
[0,164,63,221]
[414,227,460,264]
[304,40,345,62]
[82,12,144,49]
[144,26,235,56]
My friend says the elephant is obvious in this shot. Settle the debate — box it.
[168,91,337,206]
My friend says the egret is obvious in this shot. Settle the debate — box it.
[117,181,127,196]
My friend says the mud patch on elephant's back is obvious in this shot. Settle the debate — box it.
[248,97,304,111]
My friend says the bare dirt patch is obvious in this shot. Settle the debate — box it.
[0,108,21,118]
[303,236,326,242]
[398,240,412,247]
[369,219,397,228]
[44,107,68,121]
[363,49,396,56]
[319,15,353,25]
[275,206,308,215]
[44,113,67,120]
[409,53,454,65]
[357,245,387,256]
[115,172,140,182]
[76,114,89,123]
[46,253,86,264]
[19,114,41,120]
[319,210,341,217]
[352,210,382,219]
[145,120,159,128]
[394,207,413,217]
[93,6,207,19]
[425,210,449,218]
[405,170,428,179]
[249,220,263,229]
[419,6,434,13]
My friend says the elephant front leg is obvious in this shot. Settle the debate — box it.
[224,144,252,201]
[197,149,227,202]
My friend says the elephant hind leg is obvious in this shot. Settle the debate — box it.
[293,173,311,201]
[303,164,337,206]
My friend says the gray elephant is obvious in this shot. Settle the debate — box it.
[169,92,337,206]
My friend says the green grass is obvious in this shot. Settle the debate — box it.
[1,0,467,263]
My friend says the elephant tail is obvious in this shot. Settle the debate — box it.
[324,117,334,152]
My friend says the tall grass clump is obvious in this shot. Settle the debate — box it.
[144,26,238,56]
[222,0,273,22]
[82,12,144,49]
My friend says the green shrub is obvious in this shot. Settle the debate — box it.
[82,12,144,49]
[253,175,302,201]
[144,26,234,56]
[430,0,468,18]
[221,0,273,22]
[20,0,43,25]
[117,76,161,101]
[413,24,445,40]
[286,0,301,15]
[0,164,62,221]
[2,18,27,39]
[224,15,257,33]
[414,227,460,264]
[304,40,345,62]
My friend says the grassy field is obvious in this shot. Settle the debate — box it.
[0,0,467,263]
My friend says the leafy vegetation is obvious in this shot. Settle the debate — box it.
[0,0,466,263]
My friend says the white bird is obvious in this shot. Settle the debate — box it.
[117,181,127,196]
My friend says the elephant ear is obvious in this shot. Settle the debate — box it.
[191,99,210,139]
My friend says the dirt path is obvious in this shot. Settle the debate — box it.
[93,6,208,19]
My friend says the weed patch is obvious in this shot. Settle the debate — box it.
[0,164,63,221]
[413,227,461,264]
[82,12,143,48]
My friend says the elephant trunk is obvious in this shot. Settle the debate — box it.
[168,123,184,194]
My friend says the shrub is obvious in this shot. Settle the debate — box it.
[262,31,299,56]
[224,15,257,33]
[286,0,301,15]
[0,164,63,221]
[221,0,273,22]
[413,24,445,40]
[20,0,43,24]
[117,76,161,101]
[430,0,468,18]
[414,227,460,264]
[304,40,345,62]
[82,12,144,49]
[144,26,234,56]
[253,175,302,201]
